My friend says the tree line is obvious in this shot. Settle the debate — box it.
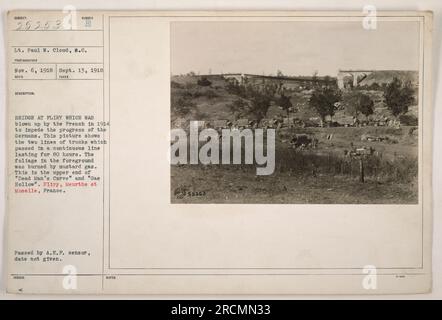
[172,75,416,125]
[309,77,415,123]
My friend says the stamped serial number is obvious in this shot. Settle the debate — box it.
[174,187,206,199]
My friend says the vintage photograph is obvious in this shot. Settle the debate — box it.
[170,21,420,204]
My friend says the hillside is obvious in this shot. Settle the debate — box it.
[359,70,418,87]
[171,75,245,122]
[171,73,417,125]
[171,75,321,122]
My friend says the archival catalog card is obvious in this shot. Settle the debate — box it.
[6,10,433,294]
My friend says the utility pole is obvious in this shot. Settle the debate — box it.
[359,156,365,183]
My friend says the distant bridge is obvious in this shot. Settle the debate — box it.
[337,70,373,89]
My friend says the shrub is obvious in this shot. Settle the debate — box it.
[342,91,374,117]
[204,89,218,99]
[171,97,196,117]
[171,81,183,89]
[384,77,415,116]
[309,86,341,121]
[399,114,418,126]
[197,77,212,86]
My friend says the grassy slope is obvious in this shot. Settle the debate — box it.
[359,70,418,87]
[171,165,417,204]
[171,75,318,121]
[172,75,246,121]
[171,72,418,122]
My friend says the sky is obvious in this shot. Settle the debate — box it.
[171,21,420,77]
